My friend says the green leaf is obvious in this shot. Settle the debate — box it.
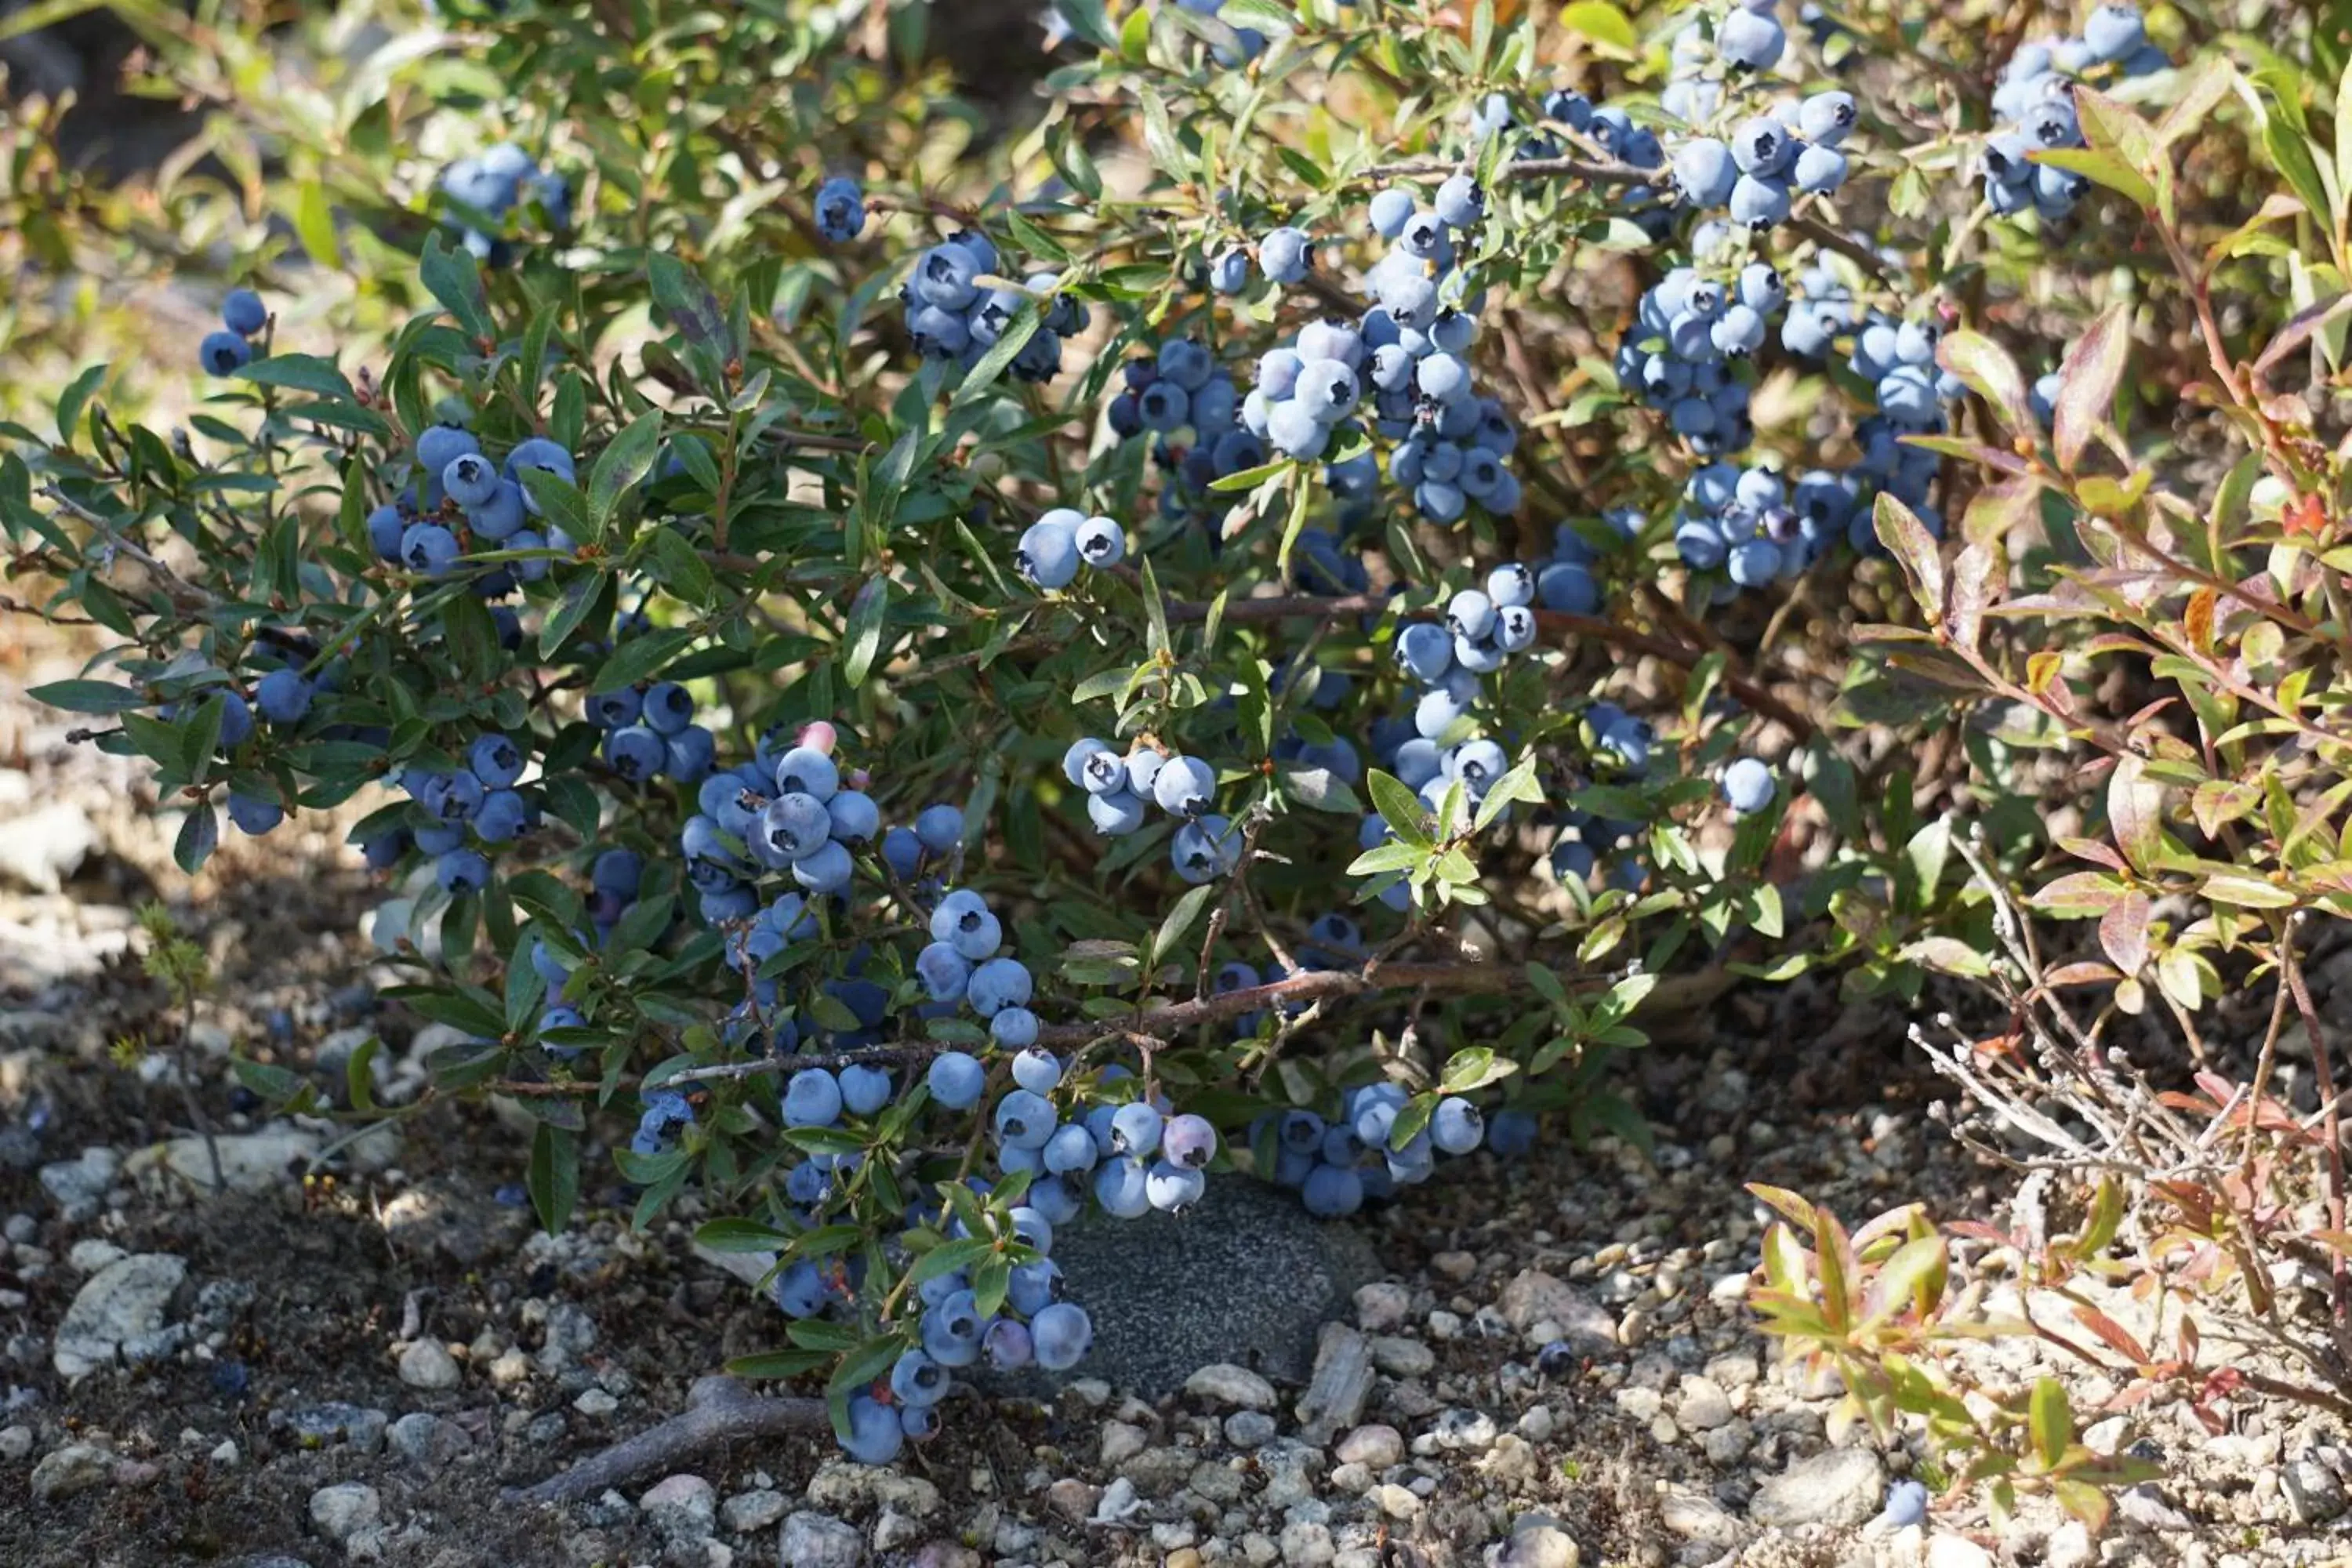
[419,231,492,341]
[1559,0,1636,54]
[1154,880,1221,966]
[28,679,147,714]
[2028,1377,2073,1468]
[1440,1046,1515,1093]
[827,1333,910,1398]
[517,465,593,542]
[842,576,889,687]
[695,1217,792,1252]
[175,802,219,875]
[1367,770,1431,848]
[54,361,107,445]
[1935,331,2032,434]
[588,410,664,534]
[1217,0,1294,37]
[528,1123,580,1235]
[956,302,1039,405]
[236,354,356,402]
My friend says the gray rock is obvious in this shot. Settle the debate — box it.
[724,1489,789,1533]
[1185,1362,1277,1410]
[641,1473,717,1543]
[308,1482,382,1543]
[1748,1446,1886,1528]
[1119,1446,1196,1498]
[1040,1177,1374,1396]
[1334,1425,1403,1468]
[1225,1410,1278,1450]
[1257,1439,1322,1509]
[779,1509,865,1567]
[396,1339,460,1391]
[2285,1457,2348,1525]
[285,1403,390,1454]
[1367,1335,1434,1377]
[1497,1269,1616,1353]
[1353,1282,1411,1333]
[1497,1523,1581,1568]
[2044,1520,2095,1568]
[38,1148,119,1221]
[1295,1321,1374,1445]
[125,1125,320,1196]
[1675,1375,1733,1431]
[385,1413,468,1469]
[31,1441,112,1500]
[0,801,100,892]
[0,1425,31,1459]
[1658,1486,1742,1547]
[1098,1419,1148,1466]
[53,1252,187,1377]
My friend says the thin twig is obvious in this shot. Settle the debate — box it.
[506,1376,830,1506]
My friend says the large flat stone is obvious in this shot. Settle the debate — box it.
[1029,1176,1377,1398]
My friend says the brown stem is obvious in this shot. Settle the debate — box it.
[505,1375,829,1506]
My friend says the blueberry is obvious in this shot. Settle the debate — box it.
[222,288,267,337]
[1265,399,1332,460]
[226,790,283,836]
[840,1393,905,1465]
[2083,3,2144,64]
[436,848,492,895]
[1016,517,1082,590]
[1074,516,1127,568]
[1207,247,1250,293]
[814,175,866,242]
[1301,1163,1364,1217]
[442,452,500,510]
[915,804,964,855]
[1258,226,1312,285]
[1171,814,1240,882]
[927,1051,987,1109]
[1716,6,1785,69]
[1433,172,1483,228]
[771,744,839,802]
[783,1068,843,1127]
[1793,143,1848,194]
[399,522,460,575]
[1093,1155,1152,1218]
[1728,174,1791,230]
[469,734,525,788]
[1029,1301,1093,1370]
[966,956,1033,1018]
[504,437,577,510]
[1431,1097,1485,1154]
[1368,187,1415,238]
[1145,1160,1206,1212]
[825,790,879,843]
[1672,139,1737,206]
[1798,90,1858,147]
[1152,754,1218,818]
[1722,757,1776,813]
[1162,1112,1218,1169]
[198,331,251,376]
[604,725,666,783]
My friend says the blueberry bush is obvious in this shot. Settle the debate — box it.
[8,0,2352,1519]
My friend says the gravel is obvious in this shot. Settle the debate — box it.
[52,1250,186,1377]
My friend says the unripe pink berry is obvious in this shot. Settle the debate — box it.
[799,720,837,754]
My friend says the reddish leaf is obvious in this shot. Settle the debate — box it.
[2042,961,2123,988]
[1944,541,2002,651]
[1937,330,2035,434]
[2107,753,2165,874]
[1874,493,1947,622]
[1964,476,2048,548]
[2058,836,2130,872]
[2032,871,2125,916]
[2071,1306,2147,1366]
[2054,302,2132,474]
[2099,890,2151,975]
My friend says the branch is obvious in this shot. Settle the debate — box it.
[39,486,217,613]
[1355,154,1657,190]
[505,1376,830,1507]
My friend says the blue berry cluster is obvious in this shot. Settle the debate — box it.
[589,677,720,792]
[1256,1082,1529,1218]
[1547,702,1661,892]
[681,728,878,920]
[1058,740,1242,884]
[365,423,577,597]
[371,734,547,896]
[1984,7,2165,222]
[1672,461,1853,594]
[1014,507,1127,590]
[1667,94,1857,233]
[198,288,270,377]
[1617,262,1772,455]
[900,230,1084,379]
[1846,314,1958,535]
[440,142,571,264]
[1348,195,1525,522]
[1106,341,1269,527]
